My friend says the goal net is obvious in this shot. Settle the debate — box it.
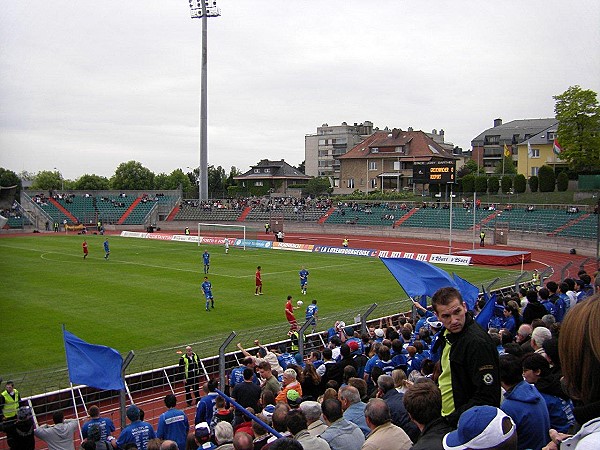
[197,223,258,250]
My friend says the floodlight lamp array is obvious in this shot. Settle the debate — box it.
[189,0,221,18]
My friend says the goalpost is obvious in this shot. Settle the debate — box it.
[197,223,250,250]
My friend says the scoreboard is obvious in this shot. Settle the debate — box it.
[413,160,456,184]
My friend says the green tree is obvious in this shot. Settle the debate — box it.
[305,177,332,197]
[0,168,22,200]
[538,165,556,192]
[296,160,306,174]
[488,176,500,194]
[458,160,480,178]
[556,171,569,192]
[73,174,110,190]
[475,176,488,194]
[528,175,539,193]
[208,165,227,198]
[501,175,513,194]
[32,170,62,190]
[494,155,517,175]
[154,169,193,194]
[226,166,242,187]
[514,174,527,193]
[553,85,600,172]
[110,161,155,190]
[462,174,475,193]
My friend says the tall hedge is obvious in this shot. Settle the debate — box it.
[488,176,500,194]
[514,174,527,193]
[475,176,488,194]
[462,175,475,193]
[501,175,513,194]
[538,165,556,192]
[557,171,569,192]
[528,175,539,193]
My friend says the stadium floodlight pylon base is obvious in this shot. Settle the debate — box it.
[197,222,248,250]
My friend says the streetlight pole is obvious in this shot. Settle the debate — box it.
[448,182,454,255]
[188,0,220,201]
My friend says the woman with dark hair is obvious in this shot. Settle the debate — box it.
[301,363,322,401]
[544,295,600,449]
[522,353,574,433]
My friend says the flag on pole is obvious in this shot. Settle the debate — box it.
[553,139,562,155]
[503,144,511,157]
[475,292,497,330]
[452,273,480,310]
[380,258,458,298]
[63,329,125,390]
[527,142,533,158]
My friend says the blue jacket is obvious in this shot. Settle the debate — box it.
[157,408,189,450]
[195,392,218,425]
[501,381,550,450]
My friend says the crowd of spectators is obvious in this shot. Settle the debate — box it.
[2,267,600,449]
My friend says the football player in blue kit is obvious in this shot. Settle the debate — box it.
[201,276,214,311]
[299,266,309,295]
[305,299,318,333]
[202,250,210,274]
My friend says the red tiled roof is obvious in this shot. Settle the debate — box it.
[339,129,455,160]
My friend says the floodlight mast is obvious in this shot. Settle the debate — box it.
[188,0,221,201]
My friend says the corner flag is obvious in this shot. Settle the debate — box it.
[63,329,125,390]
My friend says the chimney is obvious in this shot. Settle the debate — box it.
[494,118,502,127]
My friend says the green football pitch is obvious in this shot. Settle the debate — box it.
[0,234,515,376]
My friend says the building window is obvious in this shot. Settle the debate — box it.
[253,169,260,173]
[393,161,401,171]
[264,168,270,173]
[485,135,500,144]
[531,148,540,158]
[254,181,263,186]
[371,147,379,153]
[318,150,329,157]
[371,178,377,188]
[547,132,555,140]
[531,167,539,176]
[347,178,354,189]
[369,161,378,170]
[395,146,404,153]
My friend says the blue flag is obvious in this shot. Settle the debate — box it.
[380,258,458,298]
[452,273,480,310]
[63,329,125,390]
[475,293,497,330]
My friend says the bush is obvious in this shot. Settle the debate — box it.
[528,176,539,193]
[514,174,527,193]
[461,175,475,193]
[557,171,569,192]
[538,165,556,192]
[501,175,513,194]
[488,176,500,194]
[475,176,488,194]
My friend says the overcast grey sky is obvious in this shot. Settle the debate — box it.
[1,0,599,180]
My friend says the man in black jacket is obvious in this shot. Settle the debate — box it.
[431,287,500,427]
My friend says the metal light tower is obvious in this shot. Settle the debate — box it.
[188,0,220,201]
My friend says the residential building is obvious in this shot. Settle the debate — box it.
[517,124,568,177]
[233,159,310,196]
[304,121,374,185]
[471,118,557,173]
[336,128,456,195]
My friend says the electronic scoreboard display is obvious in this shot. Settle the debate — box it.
[412,160,456,184]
